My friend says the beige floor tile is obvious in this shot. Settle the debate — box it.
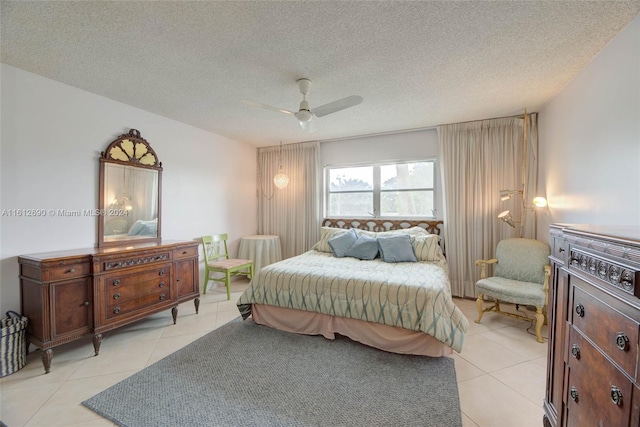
[491,361,547,406]
[24,373,132,427]
[451,353,485,382]
[458,374,543,427]
[462,412,480,427]
[0,382,60,427]
[69,338,159,380]
[479,326,548,360]
[457,334,530,373]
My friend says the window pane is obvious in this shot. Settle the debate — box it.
[381,162,433,190]
[380,190,434,216]
[329,192,373,216]
[329,167,373,192]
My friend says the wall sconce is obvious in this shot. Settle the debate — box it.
[498,210,516,228]
[273,140,289,190]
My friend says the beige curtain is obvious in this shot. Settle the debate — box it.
[257,141,322,259]
[438,114,538,297]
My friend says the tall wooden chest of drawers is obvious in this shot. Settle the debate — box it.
[544,225,640,427]
[19,240,200,373]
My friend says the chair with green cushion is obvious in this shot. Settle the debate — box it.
[201,234,254,300]
[475,238,551,343]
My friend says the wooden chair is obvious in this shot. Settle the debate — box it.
[475,238,550,343]
[201,234,253,300]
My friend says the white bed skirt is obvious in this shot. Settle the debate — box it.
[251,304,453,357]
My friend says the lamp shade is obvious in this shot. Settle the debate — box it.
[499,189,523,201]
[498,210,515,228]
[273,169,289,190]
[532,196,548,208]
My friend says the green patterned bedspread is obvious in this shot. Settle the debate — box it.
[237,250,468,352]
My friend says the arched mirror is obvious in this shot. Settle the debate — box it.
[98,129,162,247]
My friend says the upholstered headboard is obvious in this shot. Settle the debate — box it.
[321,218,444,236]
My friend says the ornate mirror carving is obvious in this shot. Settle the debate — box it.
[98,129,162,247]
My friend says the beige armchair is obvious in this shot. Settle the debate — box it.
[475,238,551,343]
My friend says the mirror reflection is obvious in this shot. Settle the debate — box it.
[103,163,159,240]
[98,129,162,247]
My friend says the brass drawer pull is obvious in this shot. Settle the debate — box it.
[83,301,90,306]
[113,307,121,314]
[113,293,120,300]
[159,294,166,301]
[159,270,165,276]
[615,333,630,351]
[611,386,623,406]
[67,268,76,273]
[113,279,120,286]
[570,387,579,402]
[159,282,165,287]
[575,303,585,318]
[571,345,580,359]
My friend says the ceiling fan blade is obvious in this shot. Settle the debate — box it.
[311,95,363,118]
[241,100,294,115]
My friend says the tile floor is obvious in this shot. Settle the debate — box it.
[0,279,548,427]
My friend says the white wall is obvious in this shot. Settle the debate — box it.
[537,14,640,240]
[0,64,257,313]
[320,129,443,218]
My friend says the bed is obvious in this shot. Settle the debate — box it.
[237,220,469,356]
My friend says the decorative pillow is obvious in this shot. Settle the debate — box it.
[128,219,157,236]
[377,234,418,263]
[345,234,379,260]
[328,229,358,258]
[410,234,444,262]
[312,227,351,253]
[357,226,429,239]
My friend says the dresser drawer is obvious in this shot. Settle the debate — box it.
[552,237,568,265]
[47,261,91,281]
[567,327,632,427]
[106,263,171,287]
[106,287,171,319]
[571,282,639,379]
[174,245,198,259]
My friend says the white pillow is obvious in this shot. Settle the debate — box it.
[356,226,429,239]
[410,234,444,262]
[312,227,352,253]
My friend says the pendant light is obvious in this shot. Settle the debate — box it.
[273,141,289,190]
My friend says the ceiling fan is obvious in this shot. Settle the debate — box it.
[242,78,363,131]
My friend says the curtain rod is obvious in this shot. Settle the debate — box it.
[306,111,534,145]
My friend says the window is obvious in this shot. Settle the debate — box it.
[326,161,435,218]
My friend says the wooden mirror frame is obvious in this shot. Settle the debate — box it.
[98,129,163,247]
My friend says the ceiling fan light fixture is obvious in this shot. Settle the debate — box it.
[295,110,313,122]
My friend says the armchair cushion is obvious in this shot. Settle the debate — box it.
[476,277,546,307]
[493,238,550,284]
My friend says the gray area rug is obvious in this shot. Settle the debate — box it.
[83,318,461,427]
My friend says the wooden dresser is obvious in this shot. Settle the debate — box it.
[19,240,200,373]
[544,224,640,427]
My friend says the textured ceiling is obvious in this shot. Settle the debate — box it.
[2,1,639,147]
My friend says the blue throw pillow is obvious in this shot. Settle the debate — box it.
[345,234,379,260]
[328,228,358,258]
[377,234,418,263]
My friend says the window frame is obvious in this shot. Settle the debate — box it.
[324,159,437,219]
